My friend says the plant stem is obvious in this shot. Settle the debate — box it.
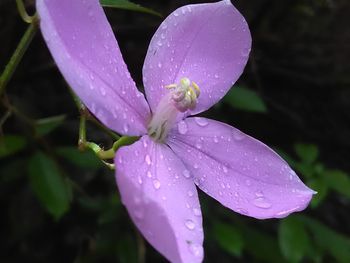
[0,14,38,97]
[15,0,35,23]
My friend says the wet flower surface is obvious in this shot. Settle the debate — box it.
[37,0,314,262]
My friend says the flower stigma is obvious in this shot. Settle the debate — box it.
[147,78,200,142]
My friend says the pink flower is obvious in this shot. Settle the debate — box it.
[37,0,314,262]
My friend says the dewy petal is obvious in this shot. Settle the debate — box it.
[143,0,251,115]
[115,136,204,263]
[37,0,150,136]
[167,118,315,219]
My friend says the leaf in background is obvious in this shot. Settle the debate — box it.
[321,170,350,198]
[308,178,328,208]
[0,135,27,158]
[224,86,267,113]
[243,225,286,263]
[301,215,350,263]
[56,146,102,170]
[213,222,244,257]
[100,0,161,17]
[294,143,319,164]
[294,162,315,179]
[279,216,310,263]
[274,148,298,167]
[35,114,66,136]
[28,152,72,220]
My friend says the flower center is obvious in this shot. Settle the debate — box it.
[147,78,200,142]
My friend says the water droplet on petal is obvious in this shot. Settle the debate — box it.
[100,87,106,96]
[233,130,245,141]
[147,171,152,178]
[193,208,201,216]
[153,179,161,189]
[188,190,194,197]
[194,117,208,127]
[213,136,219,143]
[253,197,272,209]
[188,243,203,257]
[182,169,191,178]
[177,121,188,135]
[123,123,129,133]
[145,155,151,165]
[185,219,195,230]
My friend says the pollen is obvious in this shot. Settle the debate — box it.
[165,77,200,112]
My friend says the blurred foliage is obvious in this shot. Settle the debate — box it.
[1,0,350,263]
[224,86,268,113]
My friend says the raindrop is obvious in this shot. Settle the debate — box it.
[147,171,152,178]
[188,243,203,257]
[158,62,162,68]
[188,190,194,197]
[185,219,195,230]
[213,136,219,143]
[153,179,161,189]
[137,176,143,184]
[252,197,272,209]
[123,123,129,133]
[195,142,202,149]
[182,169,191,178]
[193,208,201,217]
[100,87,106,96]
[145,154,152,165]
[241,47,251,57]
[174,11,179,17]
[177,121,188,135]
[214,73,219,79]
[233,130,245,141]
[222,165,229,174]
[194,117,208,127]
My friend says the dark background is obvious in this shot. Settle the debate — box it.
[1,0,350,262]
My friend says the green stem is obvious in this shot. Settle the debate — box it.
[0,14,38,96]
[113,136,139,151]
[69,88,120,141]
[78,114,87,151]
[16,0,35,23]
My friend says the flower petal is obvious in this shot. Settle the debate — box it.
[167,118,314,219]
[143,0,251,114]
[37,0,150,135]
[115,136,204,262]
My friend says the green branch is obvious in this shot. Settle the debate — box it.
[0,14,39,96]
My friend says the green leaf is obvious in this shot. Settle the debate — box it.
[294,143,319,164]
[307,178,328,208]
[35,114,66,136]
[294,162,315,179]
[274,148,298,167]
[224,86,267,113]
[301,215,350,263]
[279,216,310,263]
[0,135,27,158]
[28,152,72,220]
[242,225,286,262]
[213,222,244,257]
[321,170,350,198]
[56,146,102,170]
[100,0,161,17]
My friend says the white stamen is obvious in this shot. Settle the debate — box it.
[148,78,200,142]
